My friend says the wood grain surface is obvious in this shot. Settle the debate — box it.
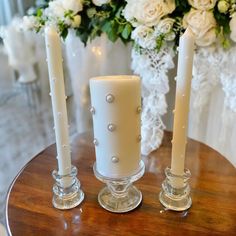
[6,132,236,236]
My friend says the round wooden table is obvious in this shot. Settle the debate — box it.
[6,132,236,236]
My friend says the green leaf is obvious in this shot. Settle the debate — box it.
[109,0,118,12]
[115,6,124,18]
[101,21,111,34]
[105,20,118,42]
[121,23,132,39]
[107,30,118,42]
[222,38,230,49]
[117,24,124,34]
[64,10,73,18]
[156,34,165,51]
[57,20,68,40]
[214,8,231,48]
[60,27,68,40]
[90,26,100,40]
[76,30,89,46]
[36,8,42,17]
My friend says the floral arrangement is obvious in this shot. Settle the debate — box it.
[24,0,236,50]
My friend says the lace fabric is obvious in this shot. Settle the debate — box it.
[192,46,236,121]
[131,45,175,155]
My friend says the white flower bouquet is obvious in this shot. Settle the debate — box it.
[24,0,236,49]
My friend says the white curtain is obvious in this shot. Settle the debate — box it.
[0,0,34,26]
[0,0,15,25]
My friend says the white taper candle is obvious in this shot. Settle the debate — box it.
[45,27,72,185]
[171,28,195,187]
[90,75,141,178]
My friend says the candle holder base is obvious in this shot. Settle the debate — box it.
[52,166,84,210]
[159,167,192,211]
[93,161,145,213]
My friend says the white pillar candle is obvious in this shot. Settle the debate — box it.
[171,28,195,187]
[90,75,141,178]
[45,27,72,185]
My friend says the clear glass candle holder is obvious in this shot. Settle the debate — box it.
[52,165,84,210]
[93,161,145,213]
[159,167,192,211]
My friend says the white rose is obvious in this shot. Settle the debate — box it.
[61,0,83,13]
[123,0,137,26]
[123,0,175,27]
[183,8,216,46]
[164,0,176,13]
[230,14,236,42]
[131,25,156,49]
[188,0,217,10]
[154,17,175,40]
[47,1,65,18]
[217,0,230,13]
[195,28,216,46]
[71,15,81,28]
[155,18,175,34]
[92,0,111,6]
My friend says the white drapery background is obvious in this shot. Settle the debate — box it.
[0,0,34,26]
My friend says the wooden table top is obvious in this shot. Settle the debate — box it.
[6,132,236,236]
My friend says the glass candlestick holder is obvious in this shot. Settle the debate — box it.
[52,165,84,210]
[159,167,192,211]
[93,161,145,213]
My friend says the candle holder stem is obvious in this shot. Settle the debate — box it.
[159,167,192,211]
[52,166,84,210]
[93,161,145,213]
